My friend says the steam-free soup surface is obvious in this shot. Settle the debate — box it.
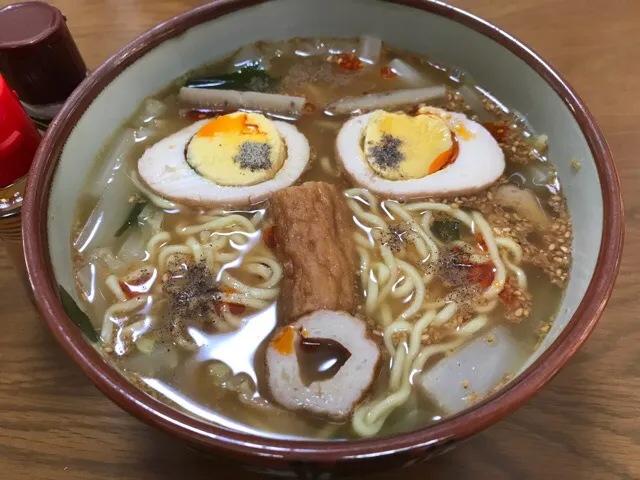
[71,37,572,439]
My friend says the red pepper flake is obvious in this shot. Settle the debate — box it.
[303,102,316,114]
[263,226,277,249]
[119,269,155,299]
[482,122,510,143]
[228,303,246,315]
[214,286,235,314]
[409,105,428,117]
[182,109,223,121]
[119,281,137,300]
[380,66,397,79]
[445,246,495,288]
[214,286,246,317]
[476,233,487,251]
[468,262,496,288]
[244,121,261,134]
[336,53,364,71]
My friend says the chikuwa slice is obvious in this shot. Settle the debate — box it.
[265,310,382,421]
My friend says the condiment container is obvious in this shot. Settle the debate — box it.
[0,74,41,298]
[0,1,87,129]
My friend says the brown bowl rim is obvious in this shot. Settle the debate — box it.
[22,0,624,465]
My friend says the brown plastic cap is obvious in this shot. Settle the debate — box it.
[0,1,87,105]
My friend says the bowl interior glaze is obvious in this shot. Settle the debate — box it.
[24,0,622,471]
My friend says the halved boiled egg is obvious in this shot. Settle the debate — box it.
[336,107,505,198]
[138,112,309,207]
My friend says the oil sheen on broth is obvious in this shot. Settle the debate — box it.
[71,37,572,439]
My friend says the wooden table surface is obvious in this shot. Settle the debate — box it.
[0,0,637,478]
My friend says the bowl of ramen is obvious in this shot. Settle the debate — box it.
[23,0,623,476]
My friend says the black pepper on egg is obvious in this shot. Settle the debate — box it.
[369,134,404,170]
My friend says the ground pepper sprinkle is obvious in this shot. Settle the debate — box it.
[164,264,220,319]
[368,134,404,169]
[380,222,414,253]
[233,141,272,171]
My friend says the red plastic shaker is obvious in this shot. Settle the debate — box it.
[0,73,41,187]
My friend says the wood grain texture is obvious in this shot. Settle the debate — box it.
[0,0,637,478]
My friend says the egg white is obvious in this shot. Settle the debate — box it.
[138,119,310,207]
[336,109,505,199]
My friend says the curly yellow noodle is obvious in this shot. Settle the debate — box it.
[105,274,127,302]
[147,231,171,258]
[100,208,282,351]
[346,189,528,437]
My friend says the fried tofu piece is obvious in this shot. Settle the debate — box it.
[270,182,357,320]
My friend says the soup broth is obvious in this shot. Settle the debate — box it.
[71,37,572,439]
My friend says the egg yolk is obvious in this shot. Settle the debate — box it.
[273,326,296,355]
[363,111,457,180]
[186,112,285,186]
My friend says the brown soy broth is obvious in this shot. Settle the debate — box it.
[72,37,570,440]
[297,336,352,386]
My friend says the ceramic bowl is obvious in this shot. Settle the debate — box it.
[22,0,623,476]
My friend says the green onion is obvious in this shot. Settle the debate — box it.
[115,201,147,238]
[58,286,99,342]
[185,65,276,92]
[432,220,461,242]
